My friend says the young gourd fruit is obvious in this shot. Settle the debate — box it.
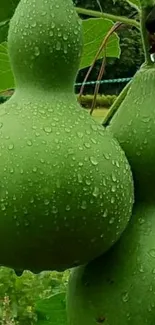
[67,201,155,325]
[0,0,134,273]
[108,64,155,199]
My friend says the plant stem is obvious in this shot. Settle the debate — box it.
[102,80,132,127]
[139,0,155,65]
[76,7,140,29]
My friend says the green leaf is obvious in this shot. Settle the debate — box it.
[0,42,15,92]
[0,0,19,23]
[80,18,120,70]
[35,292,68,325]
[126,0,141,11]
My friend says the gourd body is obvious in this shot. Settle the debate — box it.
[67,201,155,325]
[108,65,155,199]
[0,0,134,272]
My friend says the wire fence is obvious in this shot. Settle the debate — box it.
[75,77,132,86]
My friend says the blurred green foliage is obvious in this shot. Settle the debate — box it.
[0,267,70,325]
[74,0,144,95]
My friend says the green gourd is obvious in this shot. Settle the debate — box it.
[108,64,155,200]
[0,0,134,273]
[67,201,155,325]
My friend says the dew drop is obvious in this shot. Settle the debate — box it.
[52,206,58,214]
[8,144,14,150]
[103,209,108,218]
[44,199,50,205]
[77,132,83,138]
[112,172,117,182]
[111,197,115,204]
[63,34,68,41]
[92,187,99,197]
[27,140,32,146]
[111,185,116,193]
[81,200,87,210]
[66,205,71,211]
[109,217,115,224]
[90,157,98,166]
[56,41,61,51]
[1,204,6,211]
[44,126,52,133]
[86,179,91,186]
[34,46,40,56]
[149,249,155,258]
[84,143,91,148]
[122,292,129,303]
[77,173,82,183]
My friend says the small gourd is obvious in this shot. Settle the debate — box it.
[67,201,155,325]
[108,64,155,200]
[0,0,134,272]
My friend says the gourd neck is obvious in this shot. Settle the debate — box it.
[7,0,83,90]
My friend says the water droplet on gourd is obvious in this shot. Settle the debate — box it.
[8,144,14,150]
[90,157,98,166]
[109,217,115,224]
[32,167,37,172]
[63,34,68,41]
[24,220,30,227]
[81,200,87,210]
[92,187,99,197]
[65,128,70,133]
[103,152,110,160]
[52,206,58,214]
[122,292,129,302]
[44,126,52,133]
[74,29,78,35]
[56,179,61,188]
[84,143,91,149]
[49,30,54,37]
[34,46,40,56]
[103,209,108,218]
[77,132,83,138]
[142,116,150,123]
[32,21,37,27]
[66,205,71,211]
[112,172,117,182]
[44,199,50,205]
[111,184,116,193]
[27,140,32,146]
[85,179,91,186]
[1,204,6,211]
[56,41,61,51]
[149,249,155,258]
[77,173,82,183]
[111,197,115,204]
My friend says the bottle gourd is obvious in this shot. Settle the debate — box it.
[108,64,155,200]
[0,0,134,272]
[67,200,155,325]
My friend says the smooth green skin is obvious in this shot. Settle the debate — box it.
[67,201,155,325]
[108,64,155,200]
[0,0,134,272]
